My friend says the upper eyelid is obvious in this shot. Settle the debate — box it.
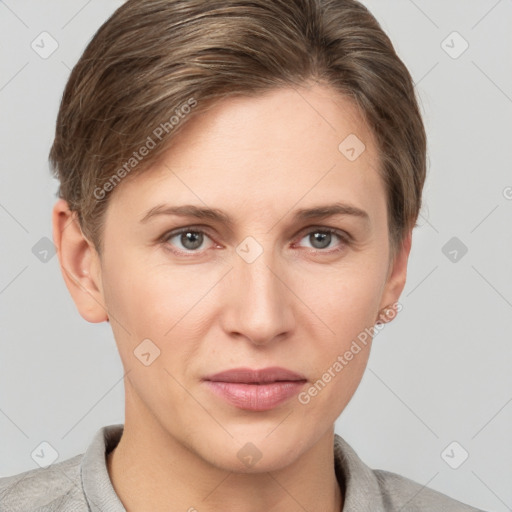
[162,225,216,241]
[296,225,350,238]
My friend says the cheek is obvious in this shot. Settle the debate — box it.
[102,252,202,335]
[292,256,387,413]
[297,257,387,342]
[101,253,222,386]
[100,259,206,415]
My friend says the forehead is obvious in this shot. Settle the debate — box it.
[170,83,376,164]
[105,84,384,226]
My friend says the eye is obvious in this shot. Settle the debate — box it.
[295,227,349,252]
[160,225,350,256]
[163,228,215,253]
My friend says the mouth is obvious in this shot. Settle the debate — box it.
[202,367,307,411]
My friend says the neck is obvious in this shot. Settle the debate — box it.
[107,387,343,512]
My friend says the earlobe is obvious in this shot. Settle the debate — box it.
[52,199,108,323]
[375,230,412,325]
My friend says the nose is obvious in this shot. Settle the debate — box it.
[219,247,295,346]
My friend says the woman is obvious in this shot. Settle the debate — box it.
[0,0,486,510]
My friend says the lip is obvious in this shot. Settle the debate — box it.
[204,367,306,383]
[203,367,307,411]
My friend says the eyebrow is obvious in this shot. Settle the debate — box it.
[140,202,370,227]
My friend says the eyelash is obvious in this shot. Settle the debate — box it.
[159,225,351,257]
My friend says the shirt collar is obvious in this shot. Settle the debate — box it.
[81,424,126,512]
[334,434,386,511]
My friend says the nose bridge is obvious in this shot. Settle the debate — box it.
[222,238,294,344]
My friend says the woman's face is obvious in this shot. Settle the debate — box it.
[82,84,409,471]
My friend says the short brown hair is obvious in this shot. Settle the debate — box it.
[49,0,426,257]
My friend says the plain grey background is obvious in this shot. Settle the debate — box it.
[0,1,511,510]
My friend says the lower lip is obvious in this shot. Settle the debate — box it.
[204,380,306,411]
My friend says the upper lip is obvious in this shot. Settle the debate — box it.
[203,367,306,384]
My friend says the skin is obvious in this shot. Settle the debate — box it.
[53,82,411,512]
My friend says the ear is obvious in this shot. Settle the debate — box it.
[52,199,108,323]
[375,230,412,324]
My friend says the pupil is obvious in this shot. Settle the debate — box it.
[311,232,330,249]
[181,231,203,250]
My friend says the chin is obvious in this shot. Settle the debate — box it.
[192,427,313,474]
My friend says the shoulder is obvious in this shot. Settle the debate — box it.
[373,468,484,512]
[0,453,88,511]
[333,434,485,511]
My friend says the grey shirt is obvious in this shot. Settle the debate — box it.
[0,424,484,511]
